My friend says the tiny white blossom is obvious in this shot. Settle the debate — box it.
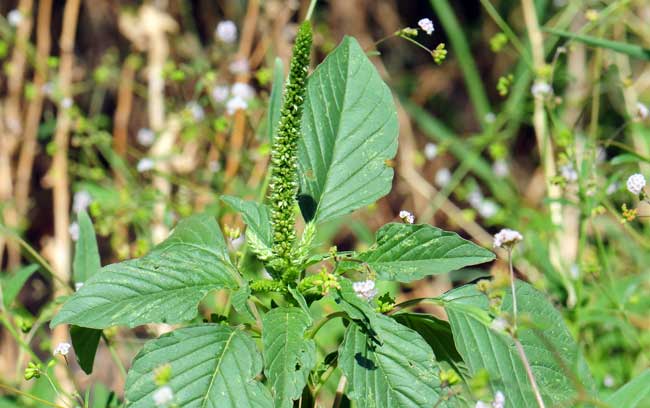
[186,101,205,121]
[73,190,92,213]
[53,342,71,356]
[637,102,649,121]
[137,128,156,146]
[215,20,237,43]
[399,210,415,224]
[211,85,229,103]
[231,82,255,100]
[435,167,451,187]
[484,112,496,124]
[603,374,615,388]
[478,200,499,219]
[226,96,248,115]
[493,391,506,408]
[626,173,646,195]
[69,222,79,241]
[492,160,509,178]
[75,282,84,291]
[229,58,249,75]
[468,190,484,208]
[424,143,437,160]
[490,317,508,332]
[61,97,73,109]
[153,386,174,407]
[560,163,578,182]
[137,158,155,173]
[531,80,553,99]
[7,9,22,26]
[418,18,434,35]
[353,280,377,301]
[493,228,523,249]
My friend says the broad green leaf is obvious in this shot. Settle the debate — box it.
[442,281,594,407]
[52,215,240,329]
[544,28,650,60]
[393,312,465,373]
[268,57,284,142]
[605,369,650,408]
[221,195,272,250]
[342,223,495,282]
[125,325,272,408]
[2,264,38,308]
[298,36,398,224]
[70,325,102,374]
[73,210,101,284]
[262,307,316,408]
[339,313,450,407]
[333,278,375,323]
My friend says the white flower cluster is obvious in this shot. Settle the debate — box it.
[215,21,237,43]
[418,18,434,35]
[435,168,451,187]
[226,82,256,115]
[73,190,92,213]
[399,210,415,224]
[353,280,377,301]
[211,85,229,103]
[424,142,437,160]
[492,160,509,178]
[493,228,523,249]
[186,101,205,121]
[475,391,505,408]
[627,173,646,195]
[531,80,552,99]
[8,9,22,26]
[153,386,174,406]
[559,163,578,183]
[637,102,649,121]
[137,158,155,173]
[53,342,71,356]
[137,128,156,146]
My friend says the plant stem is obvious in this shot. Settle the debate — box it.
[508,248,517,330]
[307,311,347,339]
[305,0,318,21]
[513,336,546,408]
[0,383,65,408]
[332,375,347,408]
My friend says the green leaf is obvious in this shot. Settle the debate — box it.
[221,195,272,249]
[392,313,465,373]
[342,223,495,282]
[442,281,594,407]
[51,215,240,329]
[2,264,38,308]
[262,307,316,408]
[70,326,102,374]
[73,210,101,284]
[125,325,272,408]
[339,313,450,407]
[544,27,650,60]
[605,369,650,408]
[333,278,375,323]
[268,57,284,142]
[298,36,398,224]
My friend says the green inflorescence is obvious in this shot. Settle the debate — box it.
[268,21,313,280]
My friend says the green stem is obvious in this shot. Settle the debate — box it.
[305,0,318,21]
[307,311,347,339]
[102,334,127,380]
[0,383,65,408]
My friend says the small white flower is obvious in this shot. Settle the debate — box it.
[637,102,649,121]
[626,173,646,195]
[398,210,415,224]
[478,200,499,219]
[61,97,73,109]
[231,82,255,100]
[560,163,578,182]
[475,401,491,408]
[137,158,155,173]
[186,101,205,121]
[424,143,437,160]
[490,317,508,332]
[153,386,174,407]
[435,167,451,187]
[208,160,221,173]
[531,80,553,99]
[493,228,523,249]
[468,190,484,208]
[418,18,434,35]
[215,20,237,43]
[226,96,248,115]
[72,190,92,213]
[484,112,496,124]
[53,342,71,356]
[493,391,506,408]
[603,374,615,388]
[7,9,22,26]
[229,58,249,75]
[137,128,156,146]
[75,282,84,291]
[492,160,509,178]
[211,85,229,103]
[69,222,79,241]
[352,280,377,301]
